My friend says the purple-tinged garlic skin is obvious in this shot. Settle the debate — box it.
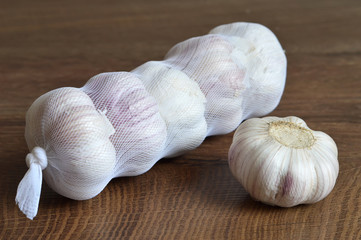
[228,116,339,207]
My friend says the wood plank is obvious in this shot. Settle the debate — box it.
[1,0,360,239]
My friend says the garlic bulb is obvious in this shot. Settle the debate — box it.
[228,116,339,207]
[16,22,287,219]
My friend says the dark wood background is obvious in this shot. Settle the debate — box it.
[1,0,360,239]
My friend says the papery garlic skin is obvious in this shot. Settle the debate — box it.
[228,116,339,207]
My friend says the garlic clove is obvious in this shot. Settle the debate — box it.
[228,116,339,207]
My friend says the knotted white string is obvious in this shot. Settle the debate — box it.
[16,147,48,220]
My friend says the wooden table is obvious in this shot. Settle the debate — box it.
[1,0,360,239]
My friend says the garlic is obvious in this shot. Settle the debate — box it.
[132,61,207,157]
[228,116,339,207]
[16,22,287,219]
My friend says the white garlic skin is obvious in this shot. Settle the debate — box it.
[228,116,339,207]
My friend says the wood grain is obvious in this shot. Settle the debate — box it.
[1,0,360,239]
